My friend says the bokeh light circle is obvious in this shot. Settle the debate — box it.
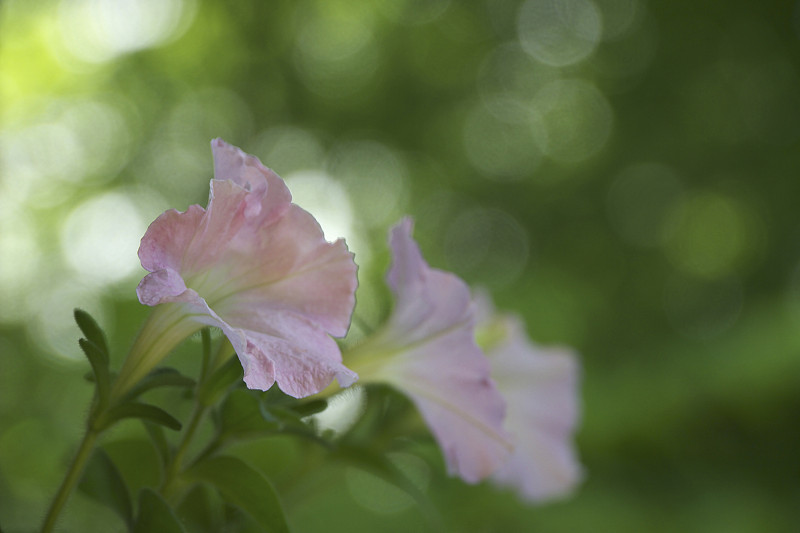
[463,98,546,180]
[444,208,530,288]
[253,127,325,175]
[517,0,603,67]
[662,192,762,280]
[284,171,355,244]
[534,79,614,163]
[60,192,147,285]
[57,0,193,64]
[327,141,408,228]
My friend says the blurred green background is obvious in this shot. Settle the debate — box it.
[2,0,800,531]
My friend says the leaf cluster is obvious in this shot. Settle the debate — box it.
[74,312,439,532]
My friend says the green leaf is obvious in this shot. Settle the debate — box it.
[291,399,328,418]
[176,484,225,533]
[97,402,182,432]
[74,308,109,361]
[184,456,289,533]
[133,488,186,533]
[340,384,414,446]
[332,445,441,527]
[143,421,171,470]
[259,404,305,428]
[79,338,111,406]
[198,356,242,406]
[78,448,133,527]
[123,367,196,401]
[219,389,279,439]
[259,403,333,450]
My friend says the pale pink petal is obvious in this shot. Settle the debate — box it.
[357,218,511,483]
[138,205,206,273]
[135,139,358,398]
[211,138,291,225]
[137,268,189,306]
[380,324,510,483]
[475,295,583,502]
[208,203,357,338]
[383,218,472,344]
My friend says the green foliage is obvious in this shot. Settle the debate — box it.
[75,310,112,409]
[74,309,110,359]
[95,402,182,432]
[184,456,289,533]
[331,444,441,528]
[198,356,244,406]
[6,0,800,530]
[78,337,111,408]
[78,448,133,528]
[122,368,196,402]
[216,389,280,442]
[133,489,186,533]
[143,422,171,472]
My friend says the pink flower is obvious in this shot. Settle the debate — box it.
[348,218,511,483]
[123,139,358,398]
[475,293,583,502]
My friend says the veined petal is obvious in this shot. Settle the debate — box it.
[378,323,510,483]
[132,139,358,398]
[475,293,583,502]
[211,138,291,225]
[207,203,357,338]
[353,218,511,483]
[383,218,472,343]
[138,204,206,273]
[137,268,189,306]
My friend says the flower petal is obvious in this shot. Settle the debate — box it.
[137,268,189,306]
[383,218,472,344]
[134,140,358,398]
[209,203,358,338]
[361,218,511,483]
[138,205,207,273]
[211,138,292,225]
[476,297,583,502]
[380,323,510,483]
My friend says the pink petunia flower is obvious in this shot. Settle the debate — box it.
[474,292,583,502]
[347,218,512,483]
[117,139,358,398]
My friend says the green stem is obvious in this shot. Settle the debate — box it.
[161,402,208,503]
[43,305,201,531]
[40,428,99,533]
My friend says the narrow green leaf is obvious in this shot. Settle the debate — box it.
[74,308,109,362]
[97,402,182,432]
[259,403,333,449]
[133,488,186,533]
[143,421,171,470]
[198,357,242,406]
[259,404,306,428]
[79,338,111,406]
[123,367,196,401]
[184,456,289,533]
[78,448,133,527]
[291,399,328,418]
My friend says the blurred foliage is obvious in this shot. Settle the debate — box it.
[2,0,800,531]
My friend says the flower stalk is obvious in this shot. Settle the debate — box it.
[40,428,99,533]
